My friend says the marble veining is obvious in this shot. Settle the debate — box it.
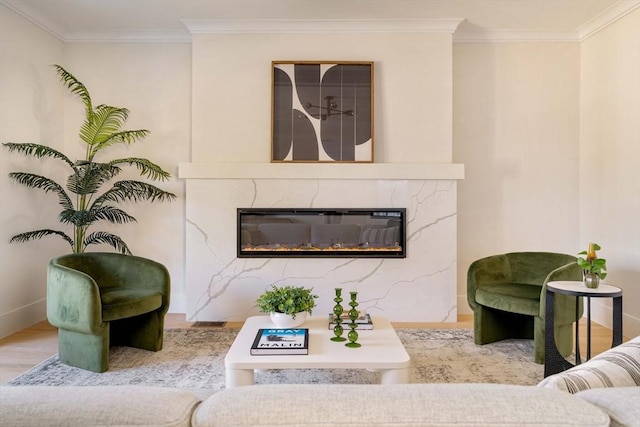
[185,178,458,322]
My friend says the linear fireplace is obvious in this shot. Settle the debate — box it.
[237,208,406,258]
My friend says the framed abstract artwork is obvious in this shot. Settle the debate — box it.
[271,61,374,163]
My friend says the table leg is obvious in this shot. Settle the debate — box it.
[574,296,581,365]
[612,296,623,347]
[225,367,255,389]
[380,367,410,384]
[544,289,575,377]
[586,296,592,360]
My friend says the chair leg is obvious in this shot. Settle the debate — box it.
[58,326,109,373]
[474,307,533,345]
[474,307,502,344]
[111,311,165,351]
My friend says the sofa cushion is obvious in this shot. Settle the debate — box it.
[576,387,640,427]
[538,335,640,393]
[475,283,542,316]
[193,383,609,427]
[0,385,201,427]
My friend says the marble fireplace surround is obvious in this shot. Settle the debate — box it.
[180,162,464,323]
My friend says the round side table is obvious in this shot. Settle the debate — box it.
[544,280,623,377]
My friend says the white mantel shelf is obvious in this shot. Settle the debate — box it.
[178,162,464,180]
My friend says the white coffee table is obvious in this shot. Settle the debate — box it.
[224,315,410,388]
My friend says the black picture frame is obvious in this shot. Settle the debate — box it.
[271,61,374,163]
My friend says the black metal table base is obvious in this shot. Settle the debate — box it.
[544,283,623,378]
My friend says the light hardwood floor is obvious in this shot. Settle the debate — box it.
[0,313,620,384]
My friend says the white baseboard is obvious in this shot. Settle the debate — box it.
[588,298,640,340]
[0,298,47,339]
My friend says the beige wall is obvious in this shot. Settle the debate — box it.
[61,42,192,313]
[579,9,640,336]
[453,42,581,307]
[0,5,64,337]
[192,32,454,163]
[2,3,638,337]
[453,11,640,336]
[0,5,192,337]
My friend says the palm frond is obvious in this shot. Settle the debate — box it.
[67,162,121,195]
[10,229,74,248]
[80,105,130,151]
[8,172,74,210]
[53,65,92,119]
[60,206,137,226]
[83,231,132,255]
[95,130,150,153]
[2,142,75,168]
[98,180,177,204]
[59,209,92,226]
[91,206,137,224]
[109,157,171,181]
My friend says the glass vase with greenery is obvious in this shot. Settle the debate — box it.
[577,242,607,280]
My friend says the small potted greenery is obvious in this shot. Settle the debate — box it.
[577,242,607,288]
[256,285,318,327]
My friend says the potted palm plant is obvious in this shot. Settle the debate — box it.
[3,65,176,254]
[577,243,607,288]
[256,285,318,327]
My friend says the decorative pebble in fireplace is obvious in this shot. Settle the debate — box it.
[238,208,406,258]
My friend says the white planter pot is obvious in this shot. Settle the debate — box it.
[270,311,308,328]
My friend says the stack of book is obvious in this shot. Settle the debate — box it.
[328,311,373,330]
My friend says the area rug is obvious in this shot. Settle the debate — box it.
[6,328,543,392]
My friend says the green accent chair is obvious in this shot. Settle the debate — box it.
[467,252,583,364]
[47,252,170,372]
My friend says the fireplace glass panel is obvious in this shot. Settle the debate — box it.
[238,208,406,258]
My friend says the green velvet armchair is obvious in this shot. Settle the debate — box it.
[47,252,170,372]
[467,252,583,364]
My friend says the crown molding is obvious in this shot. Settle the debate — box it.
[1,0,190,42]
[60,30,192,43]
[182,18,464,35]
[454,0,640,43]
[4,0,636,43]
[578,0,640,41]
[0,0,66,40]
[453,29,579,43]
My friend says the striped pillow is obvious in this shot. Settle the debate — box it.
[537,335,640,393]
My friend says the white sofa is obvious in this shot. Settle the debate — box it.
[2,337,638,427]
[0,383,627,427]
